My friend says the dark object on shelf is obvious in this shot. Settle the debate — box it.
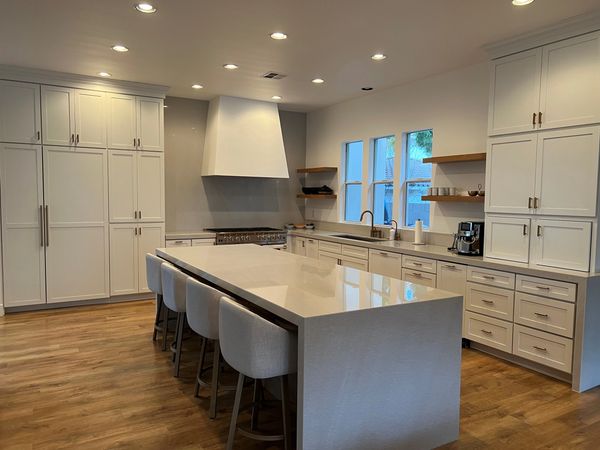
[302,185,334,195]
[453,221,484,256]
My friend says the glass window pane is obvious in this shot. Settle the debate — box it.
[345,184,362,222]
[406,130,432,180]
[373,183,393,225]
[405,182,430,228]
[373,136,395,181]
[345,141,363,181]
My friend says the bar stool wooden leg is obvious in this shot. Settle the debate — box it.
[227,373,245,450]
[173,312,185,377]
[208,342,221,419]
[152,294,163,341]
[161,305,169,351]
[194,337,207,398]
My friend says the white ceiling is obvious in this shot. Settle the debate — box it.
[1,0,599,112]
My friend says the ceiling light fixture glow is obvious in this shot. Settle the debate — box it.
[270,32,287,40]
[112,44,129,52]
[272,95,282,100]
[311,78,325,84]
[371,53,387,61]
[135,3,157,13]
[223,64,239,70]
[512,0,534,5]
[192,84,204,89]
[98,71,112,77]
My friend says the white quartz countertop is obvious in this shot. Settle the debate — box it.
[289,229,598,282]
[165,231,216,240]
[156,244,461,325]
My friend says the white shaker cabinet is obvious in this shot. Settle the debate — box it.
[340,255,369,271]
[107,94,163,151]
[74,90,106,148]
[0,80,41,144]
[137,151,165,222]
[137,97,164,151]
[485,216,531,263]
[305,238,319,259]
[42,85,75,146]
[368,250,403,279]
[0,144,46,306]
[530,219,592,272]
[488,48,542,136]
[486,133,537,214]
[539,33,600,131]
[436,262,467,296]
[292,237,307,256]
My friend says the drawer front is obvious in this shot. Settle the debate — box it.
[166,239,192,247]
[368,250,402,279]
[402,255,437,274]
[318,240,342,254]
[318,250,340,265]
[513,324,573,373]
[437,262,467,296]
[342,244,369,260]
[463,311,513,352]
[467,266,515,289]
[191,238,214,246]
[401,269,436,288]
[515,275,576,303]
[465,282,515,321]
[514,293,575,338]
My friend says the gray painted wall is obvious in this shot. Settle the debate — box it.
[164,96,306,232]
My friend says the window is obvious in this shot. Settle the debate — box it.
[372,136,395,225]
[403,130,432,228]
[343,141,363,222]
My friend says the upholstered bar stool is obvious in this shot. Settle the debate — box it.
[145,254,169,350]
[161,263,188,377]
[186,278,237,419]
[219,297,297,450]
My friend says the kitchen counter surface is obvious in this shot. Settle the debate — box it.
[289,229,598,282]
[165,231,215,240]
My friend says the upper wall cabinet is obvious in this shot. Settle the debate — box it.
[0,80,41,144]
[41,86,106,148]
[489,32,600,136]
[107,94,163,151]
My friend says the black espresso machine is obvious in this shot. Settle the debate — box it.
[449,221,484,256]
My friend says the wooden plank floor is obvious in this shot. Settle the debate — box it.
[1,300,600,449]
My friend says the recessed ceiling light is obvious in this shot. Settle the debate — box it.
[192,84,204,89]
[270,32,287,40]
[312,78,325,84]
[512,0,534,5]
[163,105,168,108]
[371,53,387,61]
[135,2,157,13]
[223,64,239,70]
[272,95,282,100]
[112,44,129,52]
[98,72,112,78]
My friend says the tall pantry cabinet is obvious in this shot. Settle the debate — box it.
[0,75,165,309]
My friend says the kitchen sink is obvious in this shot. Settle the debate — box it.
[332,234,387,242]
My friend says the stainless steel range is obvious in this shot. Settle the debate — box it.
[204,227,288,247]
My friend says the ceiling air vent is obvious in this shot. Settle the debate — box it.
[262,72,287,80]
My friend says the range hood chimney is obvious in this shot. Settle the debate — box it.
[202,96,289,178]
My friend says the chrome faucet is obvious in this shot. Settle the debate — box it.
[360,210,383,238]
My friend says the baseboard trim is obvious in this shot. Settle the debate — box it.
[5,294,153,313]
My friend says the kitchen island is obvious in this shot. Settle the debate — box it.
[157,244,463,450]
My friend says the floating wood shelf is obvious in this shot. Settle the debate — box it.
[422,153,486,164]
[297,167,338,174]
[297,194,337,199]
[421,195,484,203]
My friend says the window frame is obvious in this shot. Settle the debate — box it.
[402,129,433,228]
[342,140,363,223]
[371,135,395,226]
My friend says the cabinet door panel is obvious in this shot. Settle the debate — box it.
[401,269,436,288]
[137,152,164,222]
[75,90,106,148]
[535,127,599,217]
[340,256,369,272]
[0,144,46,306]
[488,49,542,136]
[109,224,138,296]
[368,250,402,279]
[485,216,530,263]
[540,32,600,130]
[437,262,466,296]
[293,238,306,256]
[107,94,137,150]
[318,250,338,265]
[305,238,319,259]
[44,147,109,302]
[42,86,74,146]
[486,134,537,214]
[108,150,137,222]
[137,97,163,151]
[138,223,165,292]
[0,81,41,144]
[531,219,591,272]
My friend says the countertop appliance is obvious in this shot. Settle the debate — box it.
[452,221,484,256]
[204,227,288,248]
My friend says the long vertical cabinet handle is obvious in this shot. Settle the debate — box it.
[523,224,528,236]
[139,227,142,236]
[532,113,537,127]
[538,112,543,126]
[135,227,138,236]
[534,197,539,209]
[71,134,75,144]
[37,131,41,142]
[137,138,141,148]
[76,134,80,144]
[139,210,142,219]
[537,225,542,237]
[528,197,533,208]
[44,205,49,246]
[40,205,45,246]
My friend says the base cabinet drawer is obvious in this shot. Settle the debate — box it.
[401,269,436,288]
[166,239,192,247]
[464,311,513,352]
[436,262,467,296]
[514,293,575,338]
[467,266,515,289]
[465,282,514,321]
[369,250,402,279]
[402,255,437,274]
[513,324,573,373]
[192,238,214,246]
[342,244,369,260]
[318,240,342,254]
[515,275,576,303]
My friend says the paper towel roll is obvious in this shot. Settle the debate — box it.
[414,219,424,244]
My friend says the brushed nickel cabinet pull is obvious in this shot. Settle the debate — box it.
[481,329,493,335]
[139,210,142,219]
[534,312,549,318]
[412,272,422,278]
[534,197,539,209]
[76,134,79,144]
[536,286,550,290]
[134,138,137,147]
[134,227,138,236]
[483,275,495,280]
[71,133,75,143]
[379,252,388,256]
[523,224,528,236]
[37,131,40,141]
[413,262,423,266]
[533,345,547,352]
[40,205,44,247]
[532,112,537,126]
[537,225,542,237]
[528,197,533,208]
[482,299,495,304]
[44,205,49,246]
[137,138,141,147]
[134,211,138,219]
[538,112,542,125]
[139,227,142,235]
[175,240,183,244]
[338,259,342,265]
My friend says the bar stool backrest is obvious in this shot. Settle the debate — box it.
[145,253,163,296]
[186,278,228,341]
[161,263,187,313]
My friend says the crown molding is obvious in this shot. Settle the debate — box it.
[0,65,169,98]
[483,10,600,59]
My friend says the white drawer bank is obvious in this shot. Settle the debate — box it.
[288,231,600,392]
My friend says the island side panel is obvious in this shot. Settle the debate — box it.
[297,297,463,450]
[574,276,600,392]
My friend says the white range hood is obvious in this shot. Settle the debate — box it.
[201,96,289,178]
